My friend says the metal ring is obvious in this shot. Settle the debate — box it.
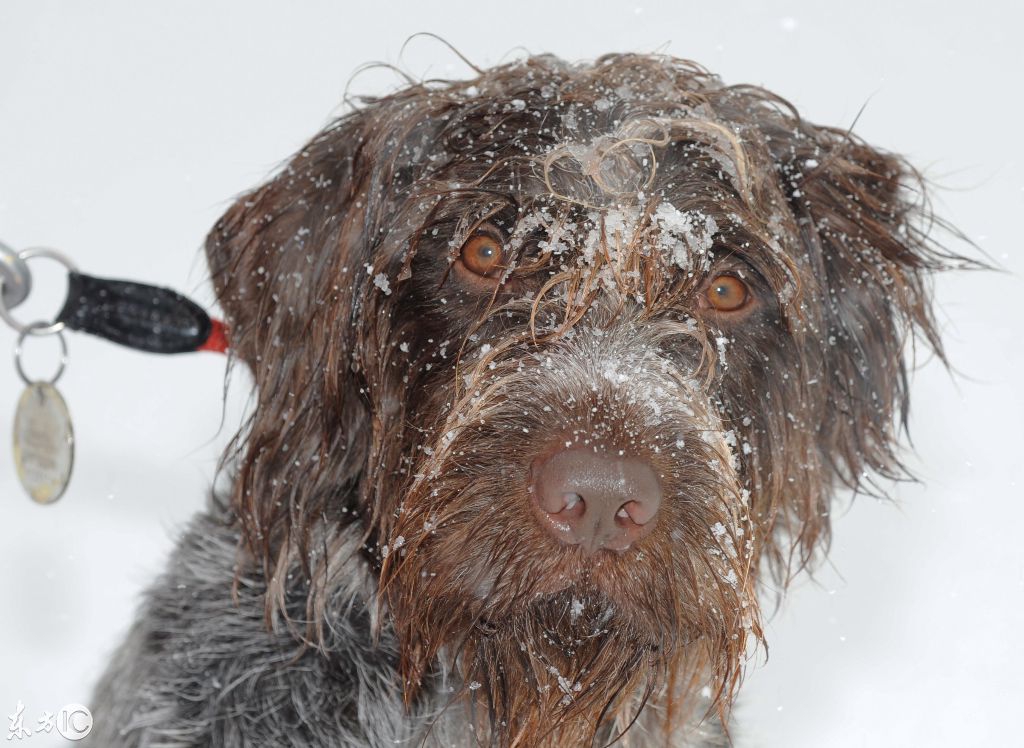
[0,240,32,310]
[15,322,69,386]
[0,247,79,337]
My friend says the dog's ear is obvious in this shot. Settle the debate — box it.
[205,120,376,600]
[780,127,952,494]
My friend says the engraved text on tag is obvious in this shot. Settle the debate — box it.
[13,382,74,504]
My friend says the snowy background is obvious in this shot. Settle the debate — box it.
[1,2,1021,745]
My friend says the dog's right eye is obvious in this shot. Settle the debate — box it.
[458,228,507,280]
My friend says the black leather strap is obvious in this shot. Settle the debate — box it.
[57,272,213,354]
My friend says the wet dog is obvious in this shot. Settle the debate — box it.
[90,54,961,746]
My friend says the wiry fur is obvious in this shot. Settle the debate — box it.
[89,53,963,746]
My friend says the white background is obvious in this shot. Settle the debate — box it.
[1,2,1022,745]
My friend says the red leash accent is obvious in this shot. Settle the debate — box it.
[198,318,230,354]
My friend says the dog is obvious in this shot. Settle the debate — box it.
[89,53,961,746]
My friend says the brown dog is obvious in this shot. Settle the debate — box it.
[91,53,962,747]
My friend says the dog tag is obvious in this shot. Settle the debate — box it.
[13,381,74,504]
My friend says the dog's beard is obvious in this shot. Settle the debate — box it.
[383,468,758,745]
[386,547,674,744]
[379,326,762,744]
[444,586,668,746]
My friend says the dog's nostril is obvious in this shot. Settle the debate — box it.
[616,498,659,527]
[615,501,639,525]
[530,448,662,553]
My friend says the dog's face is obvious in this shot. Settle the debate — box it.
[206,55,951,743]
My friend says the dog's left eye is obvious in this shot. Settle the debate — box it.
[703,274,751,312]
[459,227,507,279]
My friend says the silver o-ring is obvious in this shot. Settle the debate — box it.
[0,240,32,310]
[15,322,69,386]
[0,247,79,336]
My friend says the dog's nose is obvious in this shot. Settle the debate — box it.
[529,448,662,553]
